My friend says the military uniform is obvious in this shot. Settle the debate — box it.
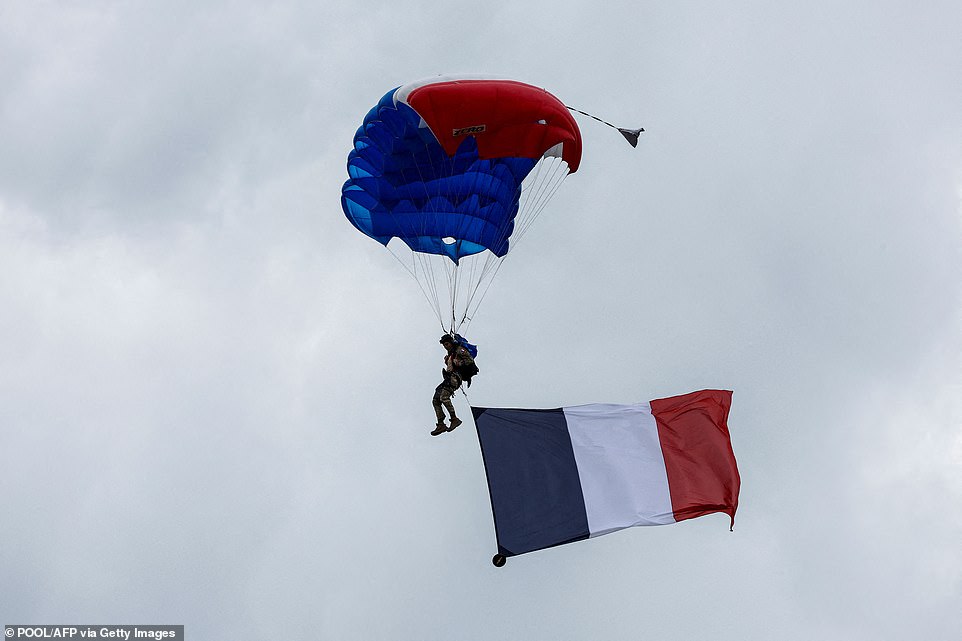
[431,334,477,436]
[433,344,472,426]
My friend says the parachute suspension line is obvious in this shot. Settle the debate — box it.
[456,252,497,332]
[440,144,475,335]
[379,123,572,336]
[374,122,451,330]
[460,256,506,336]
[385,241,446,329]
[402,237,444,329]
[411,249,445,329]
[471,157,567,312]
[449,257,461,333]
[454,252,481,332]
[441,139,494,334]
[418,252,446,329]
[457,156,572,334]
[460,151,551,310]
[377,151,442,325]
[401,130,454,331]
[514,159,569,243]
[438,149,455,332]
[565,105,645,148]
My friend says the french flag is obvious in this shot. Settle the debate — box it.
[472,389,740,563]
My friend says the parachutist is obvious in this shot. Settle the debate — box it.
[431,334,477,436]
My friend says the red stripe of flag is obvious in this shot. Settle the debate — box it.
[650,390,740,528]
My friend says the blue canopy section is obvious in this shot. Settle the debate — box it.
[473,406,590,558]
[341,88,538,263]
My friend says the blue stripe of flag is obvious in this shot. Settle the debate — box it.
[472,407,589,557]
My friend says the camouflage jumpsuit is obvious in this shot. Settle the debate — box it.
[433,344,472,424]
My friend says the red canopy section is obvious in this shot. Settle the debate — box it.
[403,79,582,173]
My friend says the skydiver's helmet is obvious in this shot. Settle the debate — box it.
[440,334,455,346]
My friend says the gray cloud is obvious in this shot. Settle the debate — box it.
[2,1,961,639]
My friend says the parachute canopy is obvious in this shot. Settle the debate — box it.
[341,75,583,332]
[342,76,582,263]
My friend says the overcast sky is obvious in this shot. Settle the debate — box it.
[2,2,961,639]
